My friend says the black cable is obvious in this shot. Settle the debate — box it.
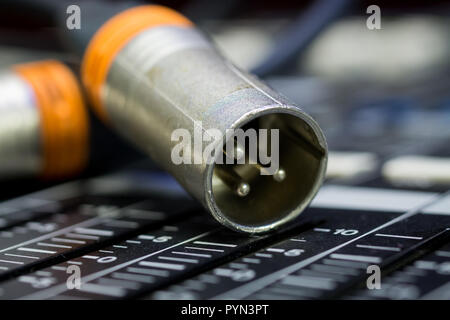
[181,0,243,21]
[0,0,143,55]
[251,0,355,77]
[0,0,67,19]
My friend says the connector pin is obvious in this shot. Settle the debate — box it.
[236,182,251,197]
[273,168,287,182]
[215,166,251,197]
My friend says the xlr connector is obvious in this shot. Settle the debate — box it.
[0,60,89,180]
[81,5,328,234]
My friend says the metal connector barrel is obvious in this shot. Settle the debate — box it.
[82,5,328,234]
[0,60,89,180]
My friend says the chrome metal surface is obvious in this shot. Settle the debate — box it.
[0,70,42,178]
[102,26,328,233]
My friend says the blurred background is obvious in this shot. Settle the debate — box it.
[0,0,449,198]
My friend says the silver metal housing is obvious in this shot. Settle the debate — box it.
[101,26,328,233]
[0,70,42,178]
